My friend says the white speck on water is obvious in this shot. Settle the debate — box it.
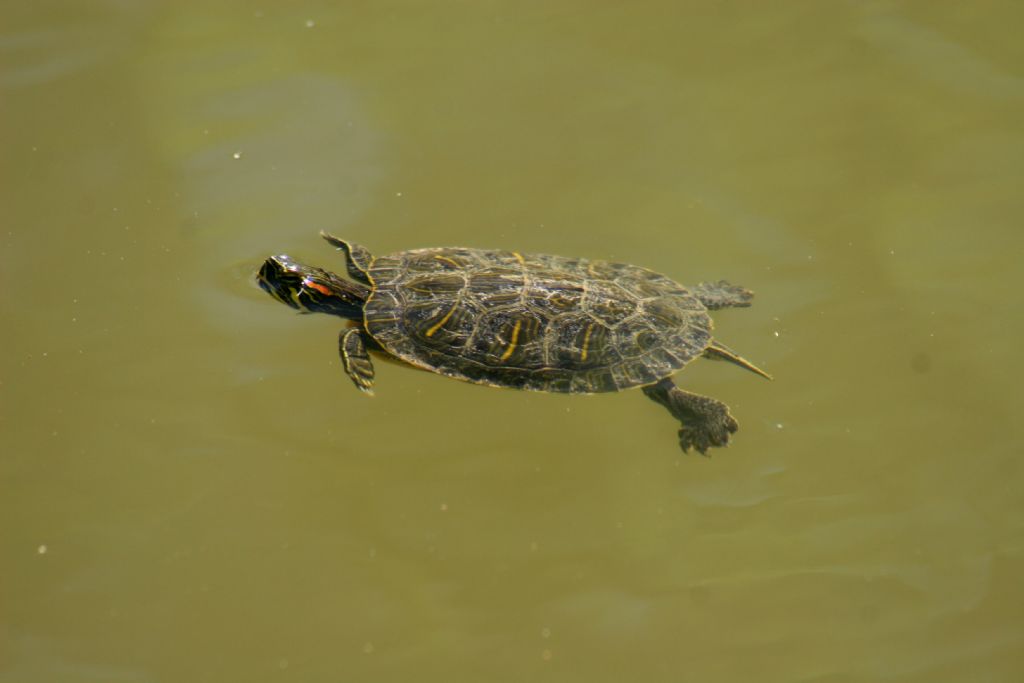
[37,544,47,554]
[232,151,242,159]
[775,423,784,430]
[395,191,403,197]
[773,331,780,337]
[305,19,316,28]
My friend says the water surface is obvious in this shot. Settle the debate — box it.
[2,2,1023,681]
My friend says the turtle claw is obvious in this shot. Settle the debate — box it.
[678,410,738,455]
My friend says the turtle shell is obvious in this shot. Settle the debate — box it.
[363,248,712,393]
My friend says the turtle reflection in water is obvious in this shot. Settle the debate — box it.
[257,233,771,454]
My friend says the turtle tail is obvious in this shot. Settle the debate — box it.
[703,341,772,380]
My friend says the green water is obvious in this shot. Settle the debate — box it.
[3,2,1023,681]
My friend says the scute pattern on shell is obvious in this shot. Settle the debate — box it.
[363,248,713,393]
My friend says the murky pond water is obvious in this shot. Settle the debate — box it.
[3,2,1023,681]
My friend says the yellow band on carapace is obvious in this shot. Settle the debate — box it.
[434,255,461,268]
[580,323,594,362]
[425,304,458,337]
[500,320,523,360]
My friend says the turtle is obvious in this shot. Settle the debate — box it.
[257,232,771,454]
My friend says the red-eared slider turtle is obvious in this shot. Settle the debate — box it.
[257,232,771,454]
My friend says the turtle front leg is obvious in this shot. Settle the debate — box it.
[339,327,375,394]
[642,378,738,455]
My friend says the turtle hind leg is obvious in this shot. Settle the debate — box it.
[641,378,738,455]
[339,327,375,394]
[691,280,753,309]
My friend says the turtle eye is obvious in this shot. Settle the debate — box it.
[257,258,303,309]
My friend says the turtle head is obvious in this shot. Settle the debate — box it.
[257,255,368,319]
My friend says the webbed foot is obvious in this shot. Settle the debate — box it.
[642,377,738,455]
[692,280,753,310]
[677,404,738,455]
[339,327,375,394]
